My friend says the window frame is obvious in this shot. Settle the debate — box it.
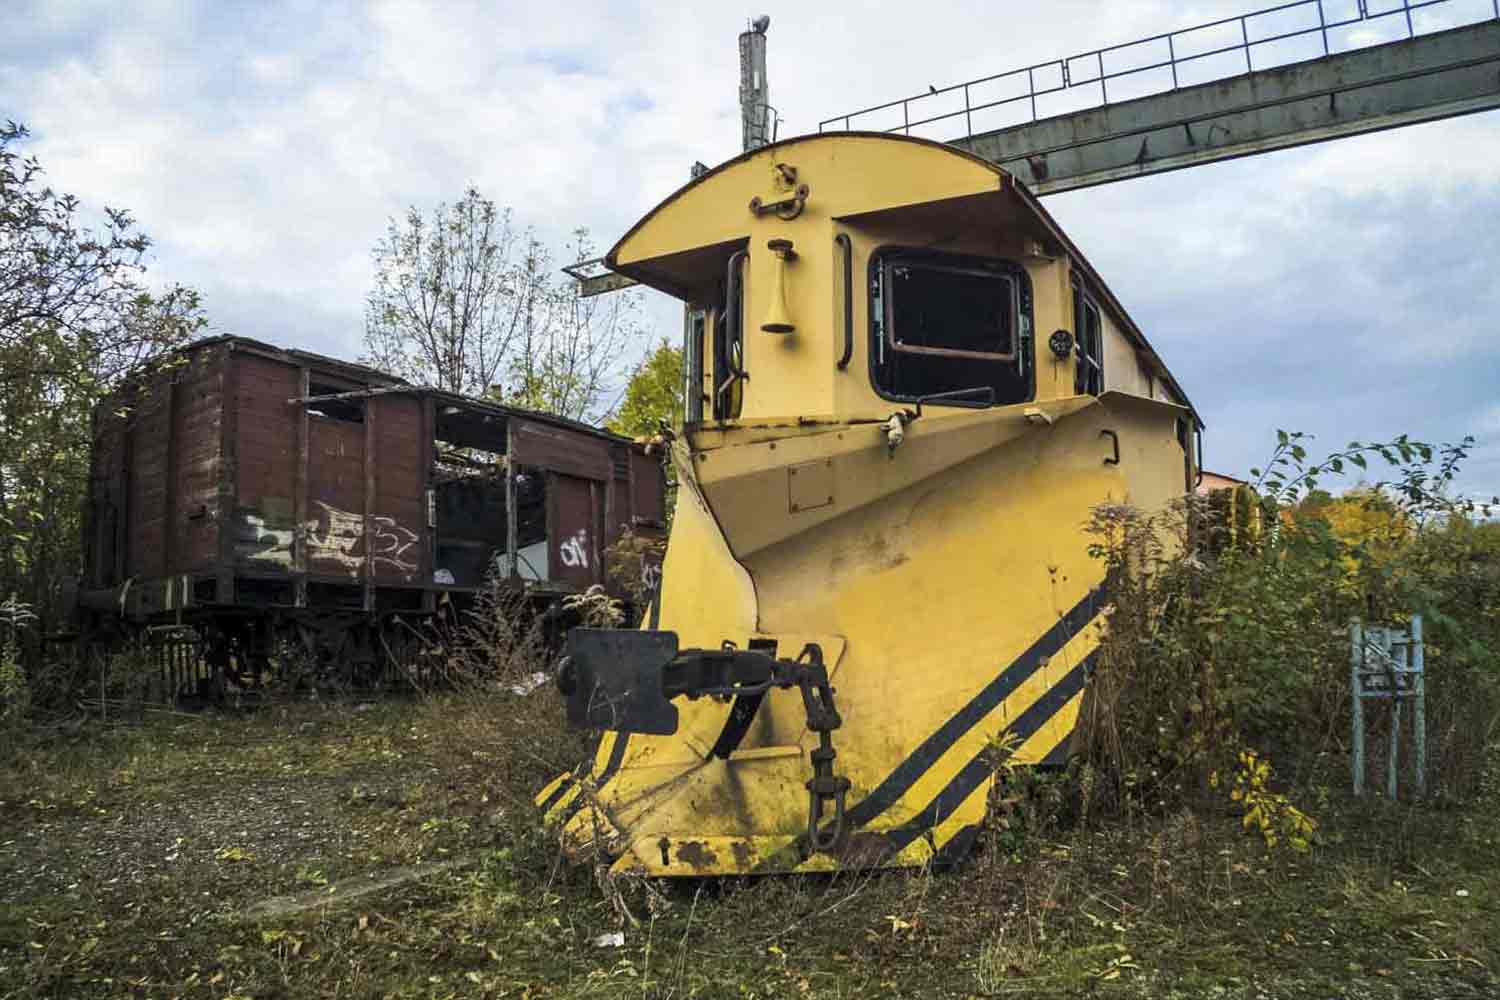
[867,245,1034,408]
[711,249,747,421]
[1071,281,1105,397]
[684,306,706,424]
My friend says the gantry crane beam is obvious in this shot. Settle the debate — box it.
[954,20,1500,195]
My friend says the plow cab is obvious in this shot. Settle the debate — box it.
[537,132,1200,875]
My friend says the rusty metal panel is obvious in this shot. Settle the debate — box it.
[231,353,301,573]
[630,450,665,525]
[216,343,239,600]
[370,393,425,585]
[126,377,172,580]
[294,367,309,604]
[608,472,629,549]
[306,415,366,579]
[550,473,599,589]
[168,345,225,575]
[511,418,612,482]
[604,443,629,552]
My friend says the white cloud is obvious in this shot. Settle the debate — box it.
[1476,403,1500,438]
[3,0,1498,493]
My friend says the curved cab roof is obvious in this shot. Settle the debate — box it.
[608,131,1199,426]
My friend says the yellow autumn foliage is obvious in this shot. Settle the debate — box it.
[1292,488,1410,588]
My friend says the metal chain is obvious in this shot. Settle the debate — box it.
[794,646,851,852]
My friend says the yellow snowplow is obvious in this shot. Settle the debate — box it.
[537,132,1199,875]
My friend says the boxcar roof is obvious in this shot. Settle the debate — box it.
[143,334,638,446]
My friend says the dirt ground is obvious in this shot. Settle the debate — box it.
[1,693,1496,999]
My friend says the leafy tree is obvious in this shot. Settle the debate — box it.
[362,188,526,398]
[607,339,684,533]
[0,121,203,644]
[363,193,642,421]
[607,338,683,439]
[1292,487,1409,591]
[1,122,202,389]
[505,231,644,424]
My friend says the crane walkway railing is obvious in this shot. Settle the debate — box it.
[818,0,1499,140]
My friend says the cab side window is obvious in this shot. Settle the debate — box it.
[684,307,706,424]
[869,249,1032,406]
[1072,286,1104,397]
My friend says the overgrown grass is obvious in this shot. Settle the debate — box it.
[3,434,1498,997]
[0,691,1495,999]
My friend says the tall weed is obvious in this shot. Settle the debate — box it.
[1075,433,1500,828]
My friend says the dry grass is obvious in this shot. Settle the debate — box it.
[0,690,1495,999]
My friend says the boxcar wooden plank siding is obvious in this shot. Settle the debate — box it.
[608,472,629,551]
[168,347,225,575]
[234,353,302,573]
[512,419,613,481]
[306,416,368,580]
[549,473,598,590]
[126,386,172,580]
[371,394,425,584]
[82,335,662,634]
[630,450,665,525]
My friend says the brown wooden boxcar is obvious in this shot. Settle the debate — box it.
[80,336,665,688]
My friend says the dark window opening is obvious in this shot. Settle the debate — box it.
[685,308,706,424]
[434,403,506,455]
[1072,288,1104,397]
[870,249,1032,405]
[431,405,529,588]
[432,466,548,588]
[307,381,364,423]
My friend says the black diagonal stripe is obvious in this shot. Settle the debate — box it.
[559,731,632,823]
[538,774,576,813]
[841,589,1101,830]
[881,655,1091,853]
[539,744,600,812]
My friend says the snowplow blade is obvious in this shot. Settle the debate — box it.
[536,394,1188,876]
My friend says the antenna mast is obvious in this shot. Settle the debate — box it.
[739,16,774,151]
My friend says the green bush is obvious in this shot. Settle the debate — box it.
[0,595,36,733]
[1074,433,1500,829]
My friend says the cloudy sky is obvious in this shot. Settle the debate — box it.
[5,0,1498,497]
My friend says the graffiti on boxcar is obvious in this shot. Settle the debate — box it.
[558,529,590,569]
[239,512,296,568]
[305,502,365,573]
[368,513,419,576]
[237,501,418,580]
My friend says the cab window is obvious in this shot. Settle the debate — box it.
[1072,286,1104,396]
[870,249,1031,405]
[684,307,706,424]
